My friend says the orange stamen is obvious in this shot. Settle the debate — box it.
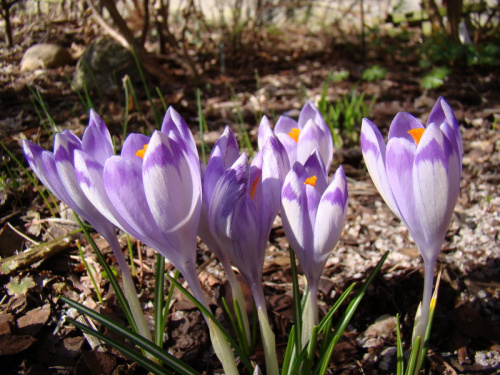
[288,128,300,143]
[250,173,261,199]
[135,144,148,159]
[304,175,317,187]
[408,128,425,145]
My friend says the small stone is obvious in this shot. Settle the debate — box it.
[20,44,72,71]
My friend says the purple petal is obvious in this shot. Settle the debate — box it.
[23,141,75,207]
[281,162,313,257]
[275,115,298,135]
[386,137,422,235]
[428,97,463,162]
[260,135,290,228]
[230,195,262,285]
[82,110,114,165]
[257,116,272,150]
[276,133,298,167]
[209,153,249,247]
[361,119,401,218]
[161,107,197,159]
[204,126,239,206]
[142,131,201,249]
[103,155,182,264]
[388,112,425,142]
[75,150,136,235]
[296,119,323,166]
[121,133,151,167]
[312,166,348,281]
[412,123,457,261]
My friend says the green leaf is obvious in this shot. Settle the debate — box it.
[6,276,35,296]
[316,251,388,375]
[361,65,387,81]
[61,296,200,375]
[68,318,173,375]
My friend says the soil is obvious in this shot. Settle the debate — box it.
[0,9,499,375]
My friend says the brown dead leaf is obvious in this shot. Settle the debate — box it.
[17,304,51,336]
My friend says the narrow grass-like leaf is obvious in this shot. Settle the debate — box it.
[221,297,248,356]
[73,214,137,335]
[67,318,173,375]
[77,241,103,303]
[196,88,208,165]
[281,325,296,375]
[130,46,161,127]
[396,313,404,375]
[126,234,136,277]
[154,253,166,347]
[166,274,253,373]
[156,87,168,112]
[317,282,356,334]
[316,251,388,375]
[161,269,179,331]
[405,336,421,375]
[122,76,132,141]
[65,75,92,112]
[28,87,59,132]
[300,325,319,374]
[61,297,200,375]
[233,298,251,355]
[417,266,443,371]
[289,248,302,353]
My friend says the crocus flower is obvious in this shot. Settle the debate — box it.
[281,150,348,345]
[360,97,462,346]
[75,108,238,374]
[259,101,333,171]
[198,126,252,343]
[209,131,289,375]
[23,110,152,342]
[75,107,206,305]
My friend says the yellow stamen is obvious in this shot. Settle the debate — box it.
[250,173,261,199]
[304,175,317,187]
[408,128,425,145]
[288,128,300,143]
[135,144,148,159]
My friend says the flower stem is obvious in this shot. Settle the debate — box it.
[179,260,239,375]
[107,235,152,343]
[251,283,279,375]
[301,284,318,349]
[414,258,436,366]
[222,256,252,347]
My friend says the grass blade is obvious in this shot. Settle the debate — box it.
[316,251,388,375]
[61,297,201,374]
[67,318,173,375]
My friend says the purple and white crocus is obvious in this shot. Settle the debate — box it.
[23,110,152,342]
[75,107,206,308]
[198,126,251,344]
[209,127,289,375]
[281,150,348,346]
[75,108,238,374]
[259,100,333,171]
[361,97,462,346]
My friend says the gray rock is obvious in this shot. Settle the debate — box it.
[20,43,72,71]
[73,36,140,95]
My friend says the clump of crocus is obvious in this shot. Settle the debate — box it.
[74,107,238,374]
[280,150,348,347]
[259,101,334,171]
[209,125,289,375]
[23,110,152,343]
[360,97,462,361]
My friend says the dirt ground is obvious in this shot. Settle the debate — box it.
[0,10,499,375]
